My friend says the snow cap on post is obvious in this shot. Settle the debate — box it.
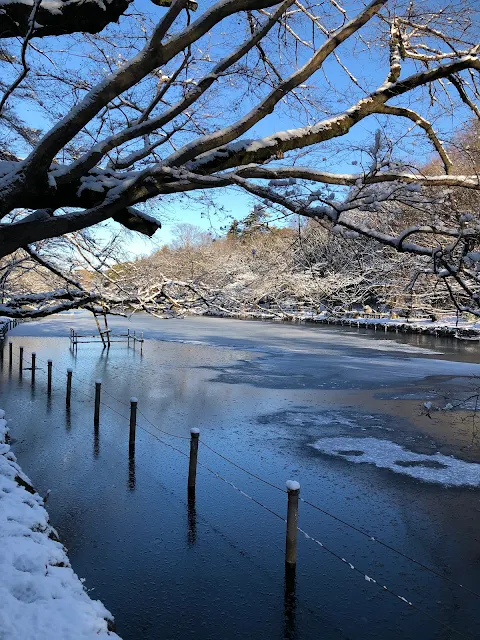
[95,379,102,385]
[190,428,200,435]
[286,480,300,492]
[67,368,73,373]
[130,397,138,403]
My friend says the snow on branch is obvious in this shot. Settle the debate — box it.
[0,0,479,312]
[0,0,132,39]
[112,206,161,236]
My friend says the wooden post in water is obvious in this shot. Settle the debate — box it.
[188,428,200,494]
[127,328,130,346]
[66,369,73,408]
[133,330,136,349]
[140,332,144,355]
[285,480,300,567]
[103,313,111,348]
[31,353,36,384]
[93,313,106,348]
[47,360,52,393]
[19,346,23,375]
[9,342,12,368]
[129,397,137,449]
[94,380,101,427]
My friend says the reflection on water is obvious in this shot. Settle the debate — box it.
[187,492,197,546]
[128,447,136,490]
[283,564,297,640]
[0,313,479,640]
[94,424,100,457]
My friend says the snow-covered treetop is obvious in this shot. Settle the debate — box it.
[0,0,479,315]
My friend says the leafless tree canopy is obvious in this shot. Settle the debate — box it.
[0,0,479,316]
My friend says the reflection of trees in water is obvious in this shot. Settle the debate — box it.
[423,376,480,450]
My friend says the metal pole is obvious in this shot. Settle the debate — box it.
[188,428,200,493]
[285,480,300,567]
[94,380,101,426]
[129,397,137,448]
[31,352,36,384]
[9,342,12,368]
[66,369,72,408]
[19,346,23,375]
[47,360,52,393]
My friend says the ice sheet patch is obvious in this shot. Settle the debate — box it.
[310,436,480,487]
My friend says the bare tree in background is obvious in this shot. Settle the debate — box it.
[0,0,479,317]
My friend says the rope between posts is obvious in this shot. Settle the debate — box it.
[198,432,480,602]
[95,417,347,638]
[34,353,189,439]
[200,441,287,492]
[127,422,476,640]
[299,497,480,600]
[296,528,473,639]
[3,346,477,638]
[136,407,190,440]
[6,345,480,607]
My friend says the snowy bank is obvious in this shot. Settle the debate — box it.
[0,316,15,336]
[0,411,120,640]
[204,309,480,340]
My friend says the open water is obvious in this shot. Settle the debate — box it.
[1,312,479,639]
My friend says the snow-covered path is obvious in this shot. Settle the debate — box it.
[0,410,120,640]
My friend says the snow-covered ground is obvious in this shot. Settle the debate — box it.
[0,316,11,330]
[319,313,480,336]
[207,309,480,339]
[0,410,120,640]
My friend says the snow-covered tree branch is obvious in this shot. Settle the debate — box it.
[0,0,479,315]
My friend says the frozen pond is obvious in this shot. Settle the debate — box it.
[1,312,479,639]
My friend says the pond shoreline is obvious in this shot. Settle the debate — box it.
[204,310,480,340]
[3,312,480,639]
[0,411,119,639]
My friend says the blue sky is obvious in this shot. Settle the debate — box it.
[9,0,473,256]
[117,0,472,254]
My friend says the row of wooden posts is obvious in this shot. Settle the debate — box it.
[0,319,18,339]
[3,342,301,567]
